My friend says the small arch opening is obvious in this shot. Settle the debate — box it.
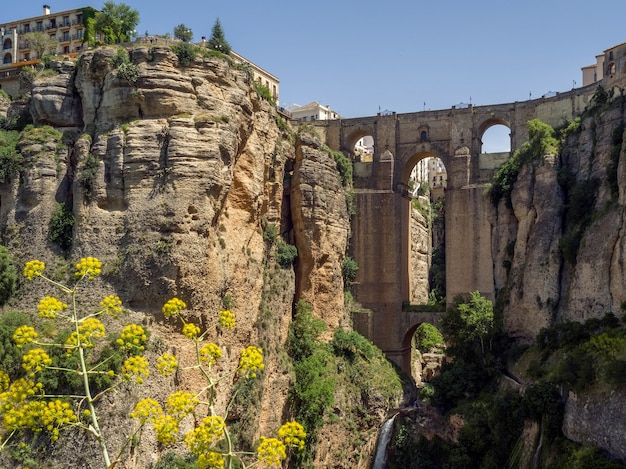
[404,322,445,384]
[481,124,511,154]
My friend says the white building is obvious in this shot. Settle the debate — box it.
[287,102,340,122]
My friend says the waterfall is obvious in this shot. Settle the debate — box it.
[371,414,397,469]
[532,419,545,469]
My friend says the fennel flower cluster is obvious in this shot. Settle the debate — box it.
[218,309,236,330]
[156,353,179,376]
[238,345,265,378]
[37,296,67,319]
[116,323,148,352]
[74,256,102,280]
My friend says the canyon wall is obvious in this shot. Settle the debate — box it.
[0,47,369,467]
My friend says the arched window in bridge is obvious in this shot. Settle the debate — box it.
[420,131,428,142]
[481,124,511,154]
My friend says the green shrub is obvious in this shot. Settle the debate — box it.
[331,328,376,361]
[0,246,18,306]
[48,202,75,251]
[151,452,198,469]
[292,346,336,435]
[117,61,139,83]
[276,239,297,268]
[288,301,326,362]
[171,42,197,66]
[0,130,22,181]
[341,256,359,284]
[0,311,33,379]
[262,221,278,244]
[77,153,99,202]
[490,119,557,207]
[254,81,275,106]
[414,323,444,353]
[322,145,353,186]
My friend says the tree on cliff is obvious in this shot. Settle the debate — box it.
[207,18,231,54]
[90,1,139,44]
[441,291,494,357]
[20,31,58,60]
[174,23,193,42]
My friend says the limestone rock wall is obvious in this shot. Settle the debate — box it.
[410,207,431,304]
[0,47,359,467]
[492,97,626,460]
[493,103,626,341]
[291,133,351,334]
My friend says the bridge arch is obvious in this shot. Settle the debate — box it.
[323,86,600,373]
[478,117,512,154]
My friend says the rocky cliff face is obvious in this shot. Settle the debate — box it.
[492,96,626,460]
[493,103,626,340]
[0,46,366,467]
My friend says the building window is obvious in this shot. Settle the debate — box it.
[49,19,56,29]
[63,32,70,42]
[63,46,69,54]
[37,22,43,32]
[24,53,29,61]
[76,29,84,39]
[420,131,428,142]
[3,53,11,64]
[76,13,83,24]
[63,16,70,27]
[608,62,616,75]
[23,24,30,33]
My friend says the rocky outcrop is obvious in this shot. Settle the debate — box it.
[493,103,626,341]
[0,47,371,467]
[492,95,626,460]
[410,206,431,304]
[291,133,351,334]
[563,389,626,461]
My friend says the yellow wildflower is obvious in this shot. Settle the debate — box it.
[197,451,224,469]
[101,295,123,317]
[185,415,226,455]
[37,296,67,319]
[130,398,163,424]
[166,391,198,419]
[162,297,187,317]
[116,323,147,352]
[156,353,178,376]
[122,355,149,384]
[199,343,222,366]
[153,414,179,445]
[257,437,287,467]
[238,345,264,378]
[13,325,38,348]
[182,322,201,339]
[218,310,236,330]
[74,256,102,280]
[278,420,307,451]
[23,260,45,280]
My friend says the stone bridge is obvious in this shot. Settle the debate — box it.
[319,84,599,372]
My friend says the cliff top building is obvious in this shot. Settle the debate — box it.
[1,5,96,65]
[582,40,626,87]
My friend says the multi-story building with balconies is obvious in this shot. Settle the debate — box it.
[1,5,96,65]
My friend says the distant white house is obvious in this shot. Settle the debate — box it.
[287,102,340,122]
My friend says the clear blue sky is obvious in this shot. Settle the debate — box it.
[3,1,625,120]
